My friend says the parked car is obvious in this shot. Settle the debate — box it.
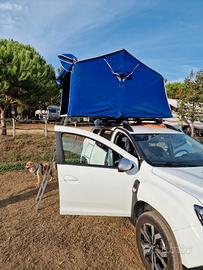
[55,121,203,270]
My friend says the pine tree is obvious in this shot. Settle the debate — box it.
[0,39,58,135]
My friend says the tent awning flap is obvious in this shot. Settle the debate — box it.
[58,49,172,118]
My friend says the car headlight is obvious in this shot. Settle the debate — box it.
[194,205,203,225]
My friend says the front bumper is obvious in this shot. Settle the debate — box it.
[174,224,203,269]
[184,266,203,270]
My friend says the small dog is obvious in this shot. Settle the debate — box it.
[25,161,55,188]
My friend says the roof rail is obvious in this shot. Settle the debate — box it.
[122,121,134,132]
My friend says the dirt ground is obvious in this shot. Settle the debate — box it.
[0,170,145,270]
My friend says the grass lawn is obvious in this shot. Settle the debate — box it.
[0,134,55,173]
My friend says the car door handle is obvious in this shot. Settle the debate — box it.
[64,175,79,183]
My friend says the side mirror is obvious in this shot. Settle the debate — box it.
[118,158,134,172]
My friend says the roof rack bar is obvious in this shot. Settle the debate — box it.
[132,118,163,124]
[164,123,182,132]
[93,118,165,132]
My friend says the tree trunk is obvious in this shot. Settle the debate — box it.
[0,106,7,136]
[190,122,194,137]
[11,104,17,118]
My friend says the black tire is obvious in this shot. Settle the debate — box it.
[136,211,183,270]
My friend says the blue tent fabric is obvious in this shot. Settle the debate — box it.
[58,49,172,118]
[56,69,67,86]
[57,53,77,74]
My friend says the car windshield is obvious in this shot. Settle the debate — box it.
[49,108,57,113]
[132,133,203,167]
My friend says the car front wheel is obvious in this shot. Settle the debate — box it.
[136,211,182,270]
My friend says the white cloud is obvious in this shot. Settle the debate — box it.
[0,0,147,56]
[1,14,16,28]
[181,64,199,74]
[1,0,199,84]
[0,2,22,11]
[0,1,25,32]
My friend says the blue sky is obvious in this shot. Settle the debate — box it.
[0,0,203,81]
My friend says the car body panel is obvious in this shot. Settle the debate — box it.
[55,125,138,216]
[58,164,138,216]
[153,166,203,205]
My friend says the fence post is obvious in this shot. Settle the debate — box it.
[44,119,48,137]
[12,118,16,138]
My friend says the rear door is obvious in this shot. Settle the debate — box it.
[55,126,138,217]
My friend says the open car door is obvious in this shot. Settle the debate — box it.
[55,126,139,217]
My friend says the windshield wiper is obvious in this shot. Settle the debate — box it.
[150,161,184,167]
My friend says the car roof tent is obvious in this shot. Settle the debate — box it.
[57,49,172,119]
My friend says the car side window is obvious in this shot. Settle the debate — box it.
[62,134,122,168]
[99,129,112,140]
[115,133,137,156]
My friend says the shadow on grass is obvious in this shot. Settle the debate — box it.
[0,181,58,209]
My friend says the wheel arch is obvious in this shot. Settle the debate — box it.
[131,200,154,225]
[132,178,198,231]
[132,199,173,231]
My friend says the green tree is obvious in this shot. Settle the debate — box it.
[178,71,203,137]
[0,39,59,135]
[165,82,185,99]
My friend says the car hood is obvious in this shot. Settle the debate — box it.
[152,166,203,204]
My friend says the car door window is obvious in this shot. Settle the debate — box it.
[62,134,122,168]
[115,133,137,156]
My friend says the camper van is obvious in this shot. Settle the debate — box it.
[47,105,60,121]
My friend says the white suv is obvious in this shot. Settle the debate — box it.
[55,122,203,270]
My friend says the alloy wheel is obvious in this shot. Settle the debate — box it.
[140,222,168,270]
